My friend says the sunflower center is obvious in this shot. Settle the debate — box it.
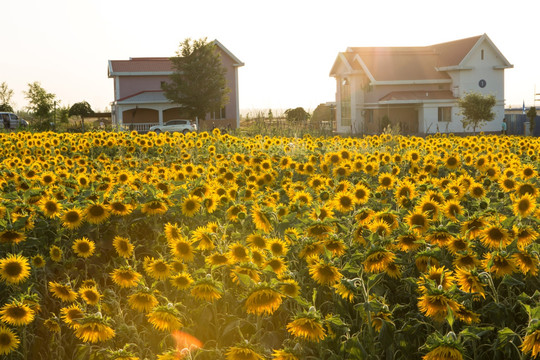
[6,306,27,319]
[153,262,168,272]
[112,203,127,212]
[518,184,534,196]
[447,157,458,166]
[84,290,98,302]
[381,177,392,187]
[487,228,504,241]
[77,242,90,253]
[65,211,80,222]
[410,214,426,227]
[1,231,20,242]
[185,200,196,211]
[4,262,23,277]
[45,201,58,212]
[89,205,105,217]
[0,332,13,346]
[524,168,533,176]
[518,199,531,212]
[176,242,191,254]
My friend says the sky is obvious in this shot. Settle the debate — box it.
[2,0,540,114]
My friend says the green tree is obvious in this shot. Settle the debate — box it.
[285,107,310,123]
[69,101,94,132]
[457,91,496,134]
[0,82,14,112]
[162,38,229,121]
[526,106,536,135]
[24,82,56,121]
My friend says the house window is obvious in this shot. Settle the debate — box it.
[212,106,226,119]
[341,79,351,127]
[438,107,451,122]
[366,109,373,123]
[481,49,484,60]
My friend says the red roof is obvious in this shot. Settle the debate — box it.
[343,35,483,81]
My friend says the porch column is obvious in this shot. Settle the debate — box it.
[158,109,164,126]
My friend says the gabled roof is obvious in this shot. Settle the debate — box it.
[108,40,243,77]
[330,34,512,82]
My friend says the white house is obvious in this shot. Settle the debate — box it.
[329,34,513,135]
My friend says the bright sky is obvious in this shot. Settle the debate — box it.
[2,0,539,114]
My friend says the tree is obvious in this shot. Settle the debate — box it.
[457,92,496,134]
[24,82,56,121]
[285,107,310,123]
[69,101,94,132]
[0,82,14,112]
[162,38,229,121]
[526,106,536,135]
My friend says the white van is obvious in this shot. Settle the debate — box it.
[0,112,28,129]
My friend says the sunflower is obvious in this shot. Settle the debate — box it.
[426,229,455,247]
[308,260,342,286]
[226,344,264,360]
[110,267,142,288]
[333,281,356,302]
[61,208,84,229]
[252,206,273,233]
[405,211,431,234]
[482,251,516,278]
[0,230,25,244]
[246,233,268,250]
[231,263,261,284]
[368,218,392,237]
[423,344,463,360]
[468,182,486,199]
[60,304,84,328]
[0,302,35,326]
[521,327,540,359]
[191,278,222,302]
[442,199,463,221]
[79,286,102,306]
[453,253,481,270]
[84,202,110,224]
[446,237,469,254]
[141,199,169,215]
[515,226,539,249]
[191,226,215,250]
[479,224,511,249]
[72,237,96,258]
[394,179,416,200]
[226,204,247,222]
[513,251,539,276]
[385,262,402,279]
[298,240,324,259]
[49,245,63,262]
[0,253,30,284]
[163,222,183,244]
[245,285,283,316]
[324,238,347,257]
[286,311,326,342]
[144,257,171,281]
[396,233,422,252]
[206,252,230,267]
[280,279,300,298]
[0,325,19,355]
[49,281,78,302]
[516,182,537,197]
[31,254,45,268]
[268,238,288,257]
[147,306,183,331]
[264,257,287,276]
[74,315,115,343]
[306,223,334,240]
[415,252,440,273]
[43,318,61,333]
[112,236,134,258]
[181,195,201,217]
[461,217,486,239]
[39,198,62,218]
[168,272,193,290]
[454,267,485,299]
[109,200,133,216]
[419,265,455,291]
[417,287,460,322]
[229,243,250,263]
[512,193,536,217]
[332,190,356,213]
[363,248,396,274]
[128,290,159,313]
[272,349,299,360]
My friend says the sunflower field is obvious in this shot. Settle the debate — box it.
[1,129,540,360]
